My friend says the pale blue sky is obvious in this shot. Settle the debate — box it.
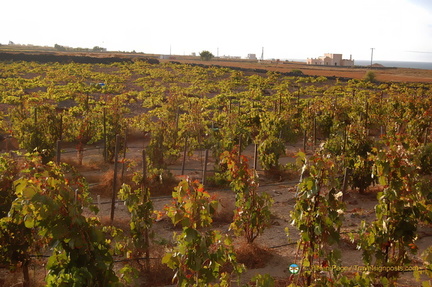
[2,0,432,62]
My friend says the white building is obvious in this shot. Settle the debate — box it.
[307,53,354,67]
[247,53,257,60]
[221,55,241,59]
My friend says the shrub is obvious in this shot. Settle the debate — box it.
[364,71,377,82]
[291,69,304,75]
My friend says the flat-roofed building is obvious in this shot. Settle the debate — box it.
[307,53,354,66]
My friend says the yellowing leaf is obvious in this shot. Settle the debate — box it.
[24,216,35,228]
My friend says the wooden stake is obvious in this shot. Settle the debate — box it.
[141,149,150,274]
[313,117,317,150]
[56,140,61,165]
[59,114,63,141]
[121,128,127,183]
[364,100,369,136]
[341,168,350,202]
[253,143,258,171]
[110,134,120,224]
[181,137,188,175]
[238,135,242,163]
[202,149,209,185]
[303,130,307,152]
[103,108,107,162]
[142,149,147,185]
[278,93,282,115]
[343,126,347,153]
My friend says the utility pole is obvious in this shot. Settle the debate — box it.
[370,48,375,66]
[261,47,264,61]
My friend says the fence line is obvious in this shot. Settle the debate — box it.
[3,138,302,224]
[3,140,275,178]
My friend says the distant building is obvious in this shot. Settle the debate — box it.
[160,55,176,60]
[307,53,354,66]
[247,54,257,60]
[220,55,241,59]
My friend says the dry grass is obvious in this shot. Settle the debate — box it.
[99,214,131,232]
[0,259,48,287]
[147,173,179,197]
[235,243,273,269]
[145,251,175,286]
[120,244,175,287]
[213,191,235,225]
[89,170,115,198]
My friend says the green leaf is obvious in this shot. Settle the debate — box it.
[305,178,314,191]
[314,225,322,235]
[380,277,389,285]
[181,217,191,228]
[367,233,375,245]
[51,224,68,239]
[68,239,75,249]
[333,248,342,260]
[162,252,173,265]
[184,227,198,242]
[23,186,37,200]
[24,216,35,228]
[46,254,57,270]
[14,179,27,196]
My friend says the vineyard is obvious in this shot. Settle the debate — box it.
[0,58,431,286]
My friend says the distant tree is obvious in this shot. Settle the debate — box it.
[92,46,106,52]
[54,44,66,51]
[200,50,214,61]
[8,41,14,45]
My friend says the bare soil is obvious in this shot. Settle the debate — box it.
[3,135,431,286]
[164,58,432,83]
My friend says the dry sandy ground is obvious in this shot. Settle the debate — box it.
[90,139,432,286]
[11,139,426,286]
[1,137,431,286]
[165,58,432,83]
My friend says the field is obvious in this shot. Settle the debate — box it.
[0,53,431,286]
[165,57,432,83]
